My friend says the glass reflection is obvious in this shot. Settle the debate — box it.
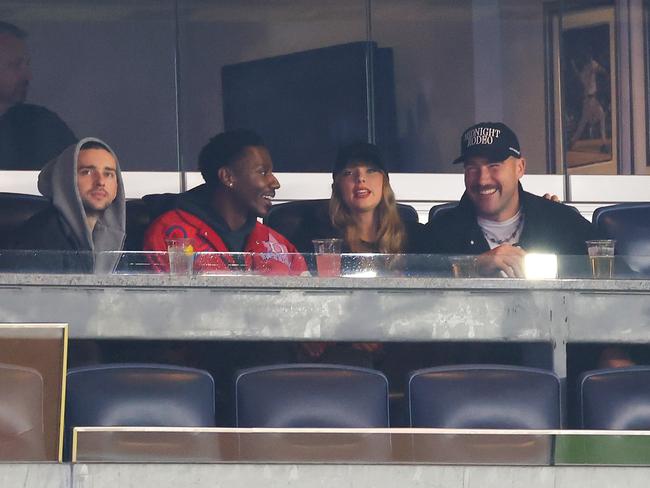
[177,0,368,173]
[0,0,179,171]
[0,250,649,279]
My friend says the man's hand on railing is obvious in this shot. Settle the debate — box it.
[476,244,527,278]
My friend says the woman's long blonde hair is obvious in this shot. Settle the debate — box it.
[330,167,407,254]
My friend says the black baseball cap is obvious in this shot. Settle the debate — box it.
[333,142,387,177]
[452,122,521,164]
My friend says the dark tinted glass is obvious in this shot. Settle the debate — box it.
[0,0,179,171]
[177,0,367,172]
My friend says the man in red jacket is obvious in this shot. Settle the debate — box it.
[144,129,307,275]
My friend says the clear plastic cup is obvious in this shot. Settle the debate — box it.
[586,239,616,279]
[166,238,194,276]
[312,238,343,277]
[449,256,478,278]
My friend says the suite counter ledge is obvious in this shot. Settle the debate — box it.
[1,273,649,378]
[1,272,650,291]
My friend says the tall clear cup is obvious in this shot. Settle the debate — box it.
[166,238,194,276]
[312,238,343,277]
[586,239,616,279]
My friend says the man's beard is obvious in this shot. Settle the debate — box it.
[82,201,108,218]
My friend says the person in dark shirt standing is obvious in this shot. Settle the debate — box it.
[0,21,76,169]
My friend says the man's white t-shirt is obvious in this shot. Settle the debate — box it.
[477,209,524,250]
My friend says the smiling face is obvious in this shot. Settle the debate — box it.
[76,148,118,214]
[0,33,31,111]
[463,155,525,222]
[335,162,385,215]
[227,145,279,218]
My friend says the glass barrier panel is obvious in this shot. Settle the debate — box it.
[1,0,180,171]
[555,432,650,465]
[177,0,368,173]
[1,251,650,279]
[3,0,646,177]
[370,0,474,173]
[73,427,556,465]
[72,428,650,466]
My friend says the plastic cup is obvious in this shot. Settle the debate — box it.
[586,239,616,279]
[312,239,343,277]
[449,256,477,278]
[166,238,194,276]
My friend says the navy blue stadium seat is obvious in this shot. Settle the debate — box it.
[579,366,650,429]
[264,199,419,246]
[65,363,215,457]
[408,364,562,428]
[427,201,458,223]
[125,193,178,251]
[428,200,580,224]
[235,363,390,427]
[592,203,650,274]
[0,192,48,249]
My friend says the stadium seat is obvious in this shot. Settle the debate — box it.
[579,366,650,429]
[235,363,390,427]
[427,201,458,223]
[264,199,420,248]
[408,364,562,428]
[0,192,48,249]
[0,363,46,460]
[125,193,178,251]
[428,200,580,224]
[65,363,216,458]
[592,203,650,274]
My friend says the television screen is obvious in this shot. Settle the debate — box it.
[222,42,398,172]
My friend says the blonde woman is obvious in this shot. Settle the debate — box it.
[294,141,426,255]
[295,142,427,363]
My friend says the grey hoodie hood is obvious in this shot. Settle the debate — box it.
[38,137,126,273]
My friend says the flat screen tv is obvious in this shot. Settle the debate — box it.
[222,42,398,172]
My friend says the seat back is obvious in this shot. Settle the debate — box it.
[428,200,580,225]
[0,192,49,249]
[264,199,420,246]
[125,193,179,251]
[65,363,215,457]
[579,366,650,429]
[592,203,650,273]
[408,364,562,429]
[263,199,328,246]
[0,363,46,460]
[0,191,178,252]
[427,202,458,223]
[235,363,390,428]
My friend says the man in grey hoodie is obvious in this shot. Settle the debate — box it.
[13,137,126,273]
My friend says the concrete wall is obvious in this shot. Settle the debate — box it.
[2,463,650,488]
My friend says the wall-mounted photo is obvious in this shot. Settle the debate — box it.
[548,5,617,175]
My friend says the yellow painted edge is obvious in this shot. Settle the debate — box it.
[57,324,69,463]
[72,428,77,463]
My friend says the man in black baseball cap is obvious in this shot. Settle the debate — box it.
[452,122,522,165]
[426,121,598,277]
[453,122,525,227]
